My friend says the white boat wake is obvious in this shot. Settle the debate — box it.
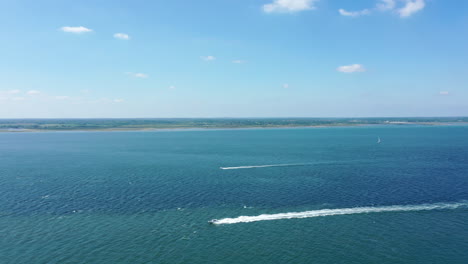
[211,201,468,225]
[220,163,314,170]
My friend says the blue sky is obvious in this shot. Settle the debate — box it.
[1,0,467,118]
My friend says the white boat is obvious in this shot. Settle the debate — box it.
[377,137,381,144]
[208,219,219,224]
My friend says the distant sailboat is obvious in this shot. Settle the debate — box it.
[377,137,381,144]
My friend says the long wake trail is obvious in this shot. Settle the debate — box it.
[212,201,468,225]
[220,163,315,170]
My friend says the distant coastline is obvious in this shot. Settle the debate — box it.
[1,118,467,132]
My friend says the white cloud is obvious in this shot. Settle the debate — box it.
[337,64,366,73]
[60,26,93,34]
[114,33,130,40]
[376,0,396,11]
[27,90,40,95]
[169,85,176,89]
[201,55,216,61]
[339,0,424,18]
[55,96,70,100]
[338,8,370,17]
[398,0,425,17]
[126,72,149,78]
[0,90,23,101]
[232,60,246,64]
[439,91,450,95]
[1,89,20,95]
[283,83,290,88]
[134,73,148,78]
[113,99,124,103]
[263,0,318,13]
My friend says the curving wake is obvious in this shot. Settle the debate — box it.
[211,201,468,225]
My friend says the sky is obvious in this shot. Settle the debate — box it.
[0,0,467,118]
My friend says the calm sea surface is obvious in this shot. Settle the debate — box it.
[1,126,467,263]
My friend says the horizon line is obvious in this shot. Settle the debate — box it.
[1,116,468,120]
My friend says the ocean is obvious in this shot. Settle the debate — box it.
[1,125,467,263]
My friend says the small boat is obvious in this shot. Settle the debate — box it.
[377,137,381,144]
[208,219,219,224]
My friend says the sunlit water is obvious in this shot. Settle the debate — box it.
[1,126,468,263]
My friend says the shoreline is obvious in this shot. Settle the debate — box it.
[1,122,467,133]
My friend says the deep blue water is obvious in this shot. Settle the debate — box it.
[1,126,467,263]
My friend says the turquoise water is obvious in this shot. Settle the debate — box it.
[1,126,467,263]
